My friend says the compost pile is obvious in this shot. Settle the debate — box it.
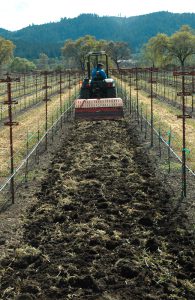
[0,120,194,300]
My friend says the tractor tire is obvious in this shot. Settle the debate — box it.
[107,88,116,98]
[80,89,90,99]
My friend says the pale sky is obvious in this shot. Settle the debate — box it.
[1,0,195,31]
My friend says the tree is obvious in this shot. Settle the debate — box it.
[10,57,36,73]
[141,25,195,199]
[61,36,131,71]
[141,33,170,67]
[61,35,100,70]
[106,41,131,70]
[167,25,195,68]
[37,53,50,70]
[141,25,195,68]
[0,36,15,68]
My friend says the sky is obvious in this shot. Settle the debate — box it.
[1,0,195,31]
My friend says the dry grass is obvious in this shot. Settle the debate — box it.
[119,79,195,171]
[138,73,194,110]
[0,76,70,120]
[0,84,78,176]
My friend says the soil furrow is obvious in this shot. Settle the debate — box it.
[0,120,194,300]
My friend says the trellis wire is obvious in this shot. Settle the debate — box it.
[0,102,75,209]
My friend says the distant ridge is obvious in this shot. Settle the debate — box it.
[0,11,195,59]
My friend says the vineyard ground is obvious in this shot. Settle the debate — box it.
[0,118,194,299]
[0,118,73,250]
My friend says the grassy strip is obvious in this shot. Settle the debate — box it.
[0,76,67,120]
[118,79,195,171]
[127,74,194,111]
[0,84,78,176]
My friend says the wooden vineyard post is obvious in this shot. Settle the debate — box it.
[130,67,142,122]
[124,70,127,104]
[67,70,72,119]
[0,75,20,204]
[35,73,38,104]
[36,123,40,165]
[25,130,29,186]
[58,71,64,129]
[23,73,27,109]
[42,71,51,151]
[120,71,123,97]
[192,73,195,112]
[150,68,154,147]
[147,67,158,147]
[68,70,71,103]
[140,104,143,132]
[167,128,172,174]
[143,68,147,91]
[134,67,140,121]
[74,73,77,101]
[174,70,195,197]
[174,73,177,102]
[163,70,166,100]
[51,114,54,142]
[158,125,162,159]
[145,107,148,140]
[155,68,158,95]
[128,71,132,114]
[0,103,3,121]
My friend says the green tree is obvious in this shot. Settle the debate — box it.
[141,25,195,68]
[62,36,131,71]
[106,41,131,70]
[10,57,36,73]
[0,36,15,68]
[61,35,99,70]
[167,25,195,68]
[141,33,170,67]
[37,53,50,70]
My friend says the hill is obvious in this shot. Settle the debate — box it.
[0,11,195,59]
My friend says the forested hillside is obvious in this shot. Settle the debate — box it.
[0,11,195,58]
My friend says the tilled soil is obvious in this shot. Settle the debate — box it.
[0,120,194,300]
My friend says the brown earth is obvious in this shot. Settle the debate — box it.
[0,119,194,300]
